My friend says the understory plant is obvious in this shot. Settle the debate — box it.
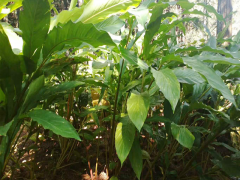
[0,0,240,179]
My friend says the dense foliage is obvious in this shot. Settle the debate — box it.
[0,0,240,179]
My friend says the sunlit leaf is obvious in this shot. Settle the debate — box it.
[76,0,141,24]
[173,67,206,84]
[28,109,81,141]
[152,68,180,112]
[20,0,50,60]
[43,21,115,59]
[183,57,236,107]
[115,116,135,165]
[127,92,150,131]
[171,123,195,149]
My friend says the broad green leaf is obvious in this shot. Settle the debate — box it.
[0,121,13,136]
[198,3,224,21]
[143,3,166,58]
[176,46,234,58]
[212,142,238,153]
[95,15,124,34]
[0,24,22,97]
[177,0,194,10]
[20,0,50,60]
[122,80,141,93]
[183,57,236,107]
[161,54,183,65]
[207,36,217,49]
[0,0,23,20]
[0,22,23,54]
[213,157,240,177]
[128,0,155,26]
[22,75,44,113]
[129,138,143,180]
[183,9,211,18]
[40,81,85,100]
[28,109,80,141]
[76,0,141,24]
[43,21,115,59]
[127,92,150,131]
[50,7,84,30]
[195,54,240,66]
[115,116,135,165]
[171,123,195,149]
[173,67,206,84]
[77,105,109,117]
[120,46,138,65]
[152,68,180,112]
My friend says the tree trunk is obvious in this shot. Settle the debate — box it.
[217,0,232,38]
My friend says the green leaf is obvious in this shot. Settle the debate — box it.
[213,157,240,177]
[198,3,224,21]
[0,24,22,97]
[20,0,50,60]
[122,80,141,93]
[171,123,195,149]
[0,0,23,20]
[115,117,135,165]
[183,57,237,107]
[183,9,211,18]
[120,46,138,65]
[173,67,206,84]
[143,3,166,58]
[152,68,180,112]
[176,46,234,58]
[0,22,23,54]
[127,92,150,131]
[40,81,85,100]
[22,75,44,113]
[195,54,240,66]
[43,21,115,59]
[69,0,78,10]
[50,7,84,30]
[161,54,183,65]
[177,0,194,10]
[212,142,238,153]
[129,138,143,180]
[0,121,13,136]
[95,15,124,34]
[110,177,118,180]
[76,0,141,24]
[28,109,80,141]
[128,0,155,26]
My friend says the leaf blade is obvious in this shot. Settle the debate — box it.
[28,109,80,141]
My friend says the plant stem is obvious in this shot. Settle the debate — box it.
[109,59,125,163]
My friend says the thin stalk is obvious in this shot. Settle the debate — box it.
[198,86,211,101]
[141,70,146,92]
[109,59,125,162]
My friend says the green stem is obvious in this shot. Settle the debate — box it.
[198,86,211,101]
[109,59,125,162]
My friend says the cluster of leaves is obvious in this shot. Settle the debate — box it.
[0,0,240,179]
